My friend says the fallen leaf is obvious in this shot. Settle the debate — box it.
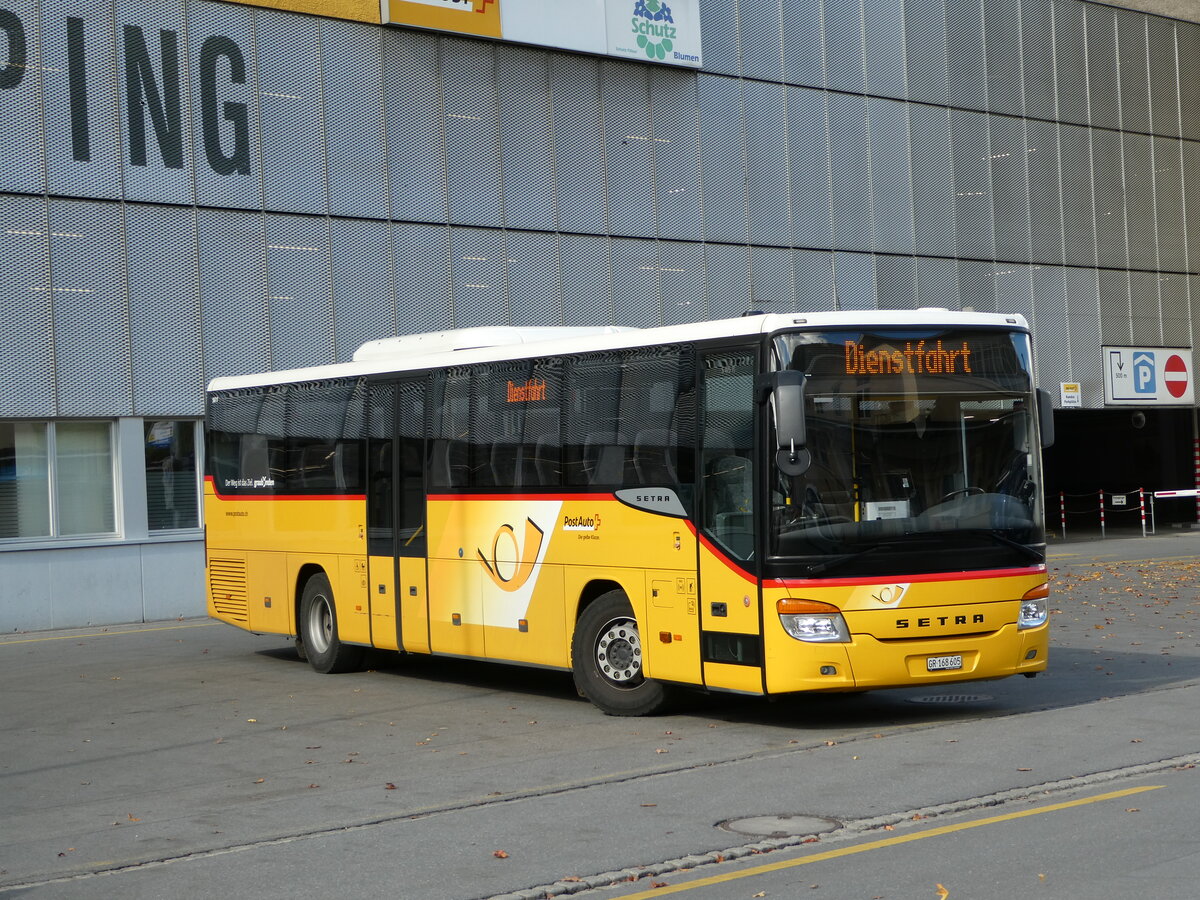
[385,783,397,790]
[651,882,668,888]
[492,850,509,859]
[936,884,950,900]
[127,813,141,822]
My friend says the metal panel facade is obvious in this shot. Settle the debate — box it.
[0,0,1195,425]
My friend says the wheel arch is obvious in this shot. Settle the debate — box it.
[293,563,327,636]
[573,578,628,628]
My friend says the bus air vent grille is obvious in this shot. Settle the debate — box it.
[209,558,249,623]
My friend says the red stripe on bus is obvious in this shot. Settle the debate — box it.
[426,493,614,502]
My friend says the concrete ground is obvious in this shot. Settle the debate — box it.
[2,528,1198,898]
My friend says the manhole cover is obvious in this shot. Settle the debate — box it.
[908,693,994,704]
[719,814,842,838]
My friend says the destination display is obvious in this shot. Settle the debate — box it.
[779,329,1033,393]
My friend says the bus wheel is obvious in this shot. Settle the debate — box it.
[572,590,673,716]
[300,573,364,675]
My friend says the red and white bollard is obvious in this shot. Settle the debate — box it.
[1139,487,1146,538]
[1099,489,1106,539]
[1194,437,1200,524]
[1059,491,1066,541]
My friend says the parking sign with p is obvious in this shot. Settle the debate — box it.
[1103,346,1193,405]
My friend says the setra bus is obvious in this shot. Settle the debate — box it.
[204,310,1054,715]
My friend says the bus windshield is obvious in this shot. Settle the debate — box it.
[770,328,1045,576]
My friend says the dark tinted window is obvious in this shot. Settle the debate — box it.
[207,379,366,495]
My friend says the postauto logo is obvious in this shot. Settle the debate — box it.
[629,0,678,61]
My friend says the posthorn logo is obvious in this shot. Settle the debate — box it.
[630,0,678,61]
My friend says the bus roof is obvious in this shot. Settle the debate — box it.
[207,309,1030,392]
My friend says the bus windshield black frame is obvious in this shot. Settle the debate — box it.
[767,327,1045,577]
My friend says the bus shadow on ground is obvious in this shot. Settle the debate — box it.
[700,643,1200,729]
[258,641,1200,728]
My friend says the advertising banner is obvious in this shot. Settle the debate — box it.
[605,0,701,66]
[385,0,502,38]
[500,0,607,55]
[385,0,702,67]
[236,0,380,22]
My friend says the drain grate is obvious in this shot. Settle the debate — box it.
[719,814,842,838]
[908,693,994,704]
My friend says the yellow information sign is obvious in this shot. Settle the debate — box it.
[235,0,380,23]
[385,0,502,37]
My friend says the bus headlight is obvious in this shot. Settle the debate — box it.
[777,598,850,643]
[1018,584,1049,629]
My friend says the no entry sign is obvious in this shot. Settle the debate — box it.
[1165,353,1189,399]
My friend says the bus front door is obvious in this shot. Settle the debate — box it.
[697,348,765,695]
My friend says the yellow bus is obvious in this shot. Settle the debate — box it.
[205,310,1053,715]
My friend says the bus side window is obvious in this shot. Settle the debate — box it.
[240,433,269,482]
[431,369,471,489]
[532,434,561,486]
[429,439,464,489]
[633,429,677,485]
[522,360,563,487]
[583,431,627,485]
[701,351,756,561]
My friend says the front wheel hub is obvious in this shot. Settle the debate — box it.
[596,619,642,684]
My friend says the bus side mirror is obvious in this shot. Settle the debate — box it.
[761,371,811,476]
[1036,388,1055,449]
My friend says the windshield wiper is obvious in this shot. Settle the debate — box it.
[959,529,1044,563]
[804,544,885,575]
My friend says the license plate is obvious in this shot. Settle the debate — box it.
[926,654,963,672]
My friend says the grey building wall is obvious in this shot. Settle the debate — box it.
[0,0,1197,629]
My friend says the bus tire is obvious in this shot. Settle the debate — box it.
[572,590,674,717]
[299,572,364,675]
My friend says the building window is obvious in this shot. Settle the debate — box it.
[0,421,116,540]
[144,420,200,531]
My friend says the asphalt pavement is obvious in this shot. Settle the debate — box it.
[2,528,1198,899]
